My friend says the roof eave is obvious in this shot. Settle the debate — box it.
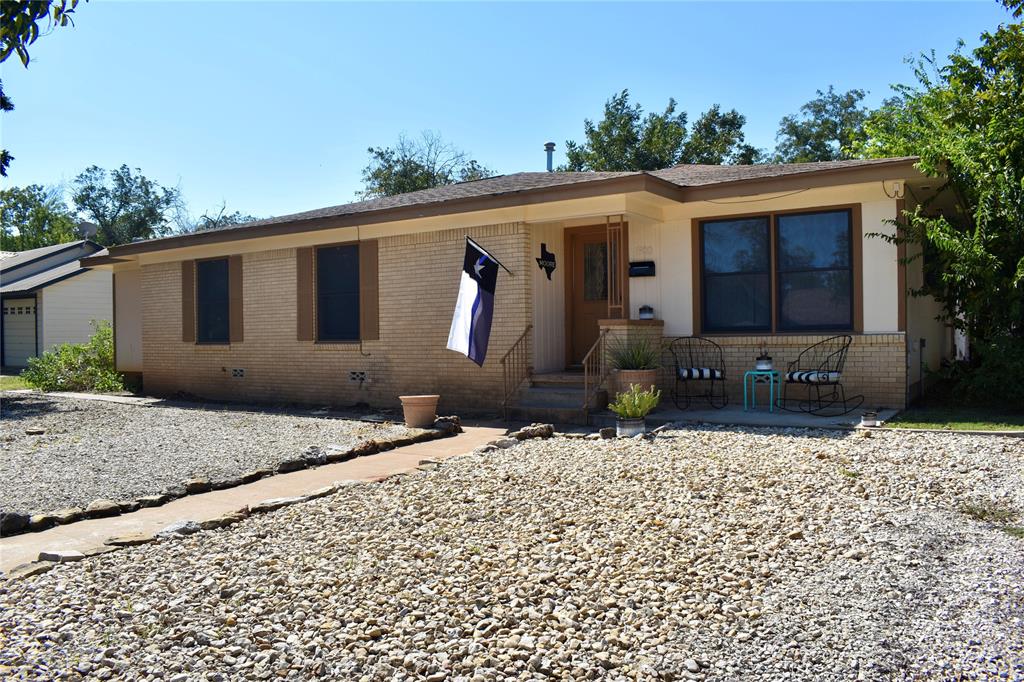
[102,174,682,258]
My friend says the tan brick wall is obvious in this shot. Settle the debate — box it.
[141,223,531,414]
[654,333,907,410]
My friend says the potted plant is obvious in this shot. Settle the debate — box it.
[608,384,662,437]
[609,335,661,394]
[398,394,440,428]
[755,342,773,371]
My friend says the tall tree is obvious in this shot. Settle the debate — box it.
[1,1,85,176]
[71,165,179,245]
[176,202,259,233]
[360,131,493,198]
[855,5,1023,363]
[773,86,869,163]
[0,184,77,251]
[562,90,760,171]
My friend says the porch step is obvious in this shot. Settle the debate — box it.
[530,371,585,388]
[508,404,590,426]
[508,372,607,426]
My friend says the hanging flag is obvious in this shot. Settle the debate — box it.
[447,237,501,366]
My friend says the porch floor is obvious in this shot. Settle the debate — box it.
[588,404,898,431]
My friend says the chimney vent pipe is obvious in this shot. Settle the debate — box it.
[544,142,556,172]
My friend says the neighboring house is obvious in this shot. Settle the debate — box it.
[84,157,950,420]
[1,241,111,369]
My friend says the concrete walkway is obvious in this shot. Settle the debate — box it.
[0,426,505,574]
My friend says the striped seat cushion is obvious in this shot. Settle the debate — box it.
[677,367,723,380]
[786,370,841,384]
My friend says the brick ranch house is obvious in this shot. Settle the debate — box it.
[85,157,951,422]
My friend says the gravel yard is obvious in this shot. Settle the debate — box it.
[0,393,414,515]
[1,426,1022,680]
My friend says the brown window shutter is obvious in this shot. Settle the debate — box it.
[181,260,195,343]
[296,247,314,341]
[359,240,379,340]
[228,255,244,343]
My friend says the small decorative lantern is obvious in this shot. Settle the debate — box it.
[638,305,655,320]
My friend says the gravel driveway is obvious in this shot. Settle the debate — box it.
[0,393,414,515]
[1,426,1022,680]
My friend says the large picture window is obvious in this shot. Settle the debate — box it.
[196,258,230,343]
[316,244,360,342]
[776,210,852,331]
[700,217,771,332]
[699,208,855,333]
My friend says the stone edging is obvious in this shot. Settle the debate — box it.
[875,426,1024,438]
[3,419,476,581]
[0,416,463,537]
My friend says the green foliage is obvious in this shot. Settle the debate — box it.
[773,86,869,162]
[959,499,1018,523]
[1,1,82,67]
[856,7,1024,355]
[562,90,761,171]
[360,131,493,199]
[608,336,661,370]
[608,383,662,419]
[1,1,85,177]
[22,321,123,393]
[937,337,1024,406]
[72,165,179,245]
[1,184,78,251]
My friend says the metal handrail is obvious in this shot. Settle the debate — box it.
[581,328,611,423]
[500,325,533,421]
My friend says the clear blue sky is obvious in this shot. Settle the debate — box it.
[1,1,1011,221]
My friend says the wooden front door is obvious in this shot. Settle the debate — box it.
[567,226,612,365]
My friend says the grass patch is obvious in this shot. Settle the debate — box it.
[959,500,1018,524]
[0,374,30,391]
[887,406,1024,432]
[1002,526,1024,540]
[838,466,861,479]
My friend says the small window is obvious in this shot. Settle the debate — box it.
[196,258,230,343]
[701,217,771,332]
[316,245,360,342]
[776,210,853,331]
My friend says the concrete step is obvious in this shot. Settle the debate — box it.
[508,404,589,426]
[517,385,586,407]
[530,372,585,388]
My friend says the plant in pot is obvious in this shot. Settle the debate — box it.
[609,336,661,395]
[608,384,662,437]
[755,342,773,371]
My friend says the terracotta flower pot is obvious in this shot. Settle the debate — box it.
[399,395,440,428]
[614,368,660,396]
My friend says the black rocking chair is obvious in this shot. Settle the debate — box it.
[781,335,864,416]
[666,337,728,409]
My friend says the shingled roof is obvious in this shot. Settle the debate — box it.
[94,157,919,258]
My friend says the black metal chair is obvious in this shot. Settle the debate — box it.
[666,337,728,409]
[781,335,864,416]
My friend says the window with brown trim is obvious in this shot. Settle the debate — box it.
[316,244,360,342]
[196,258,230,344]
[698,208,855,334]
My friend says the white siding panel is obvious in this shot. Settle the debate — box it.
[3,298,36,367]
[39,269,113,351]
[860,199,899,333]
[114,269,143,371]
[531,223,566,372]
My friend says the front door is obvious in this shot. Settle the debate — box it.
[567,226,610,365]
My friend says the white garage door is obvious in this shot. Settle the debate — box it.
[3,299,37,368]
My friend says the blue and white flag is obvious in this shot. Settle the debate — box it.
[447,237,500,366]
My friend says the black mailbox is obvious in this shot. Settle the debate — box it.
[628,261,655,277]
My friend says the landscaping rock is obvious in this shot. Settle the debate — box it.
[239,469,272,484]
[183,478,212,495]
[84,499,121,518]
[0,512,30,535]
[6,561,54,580]
[433,415,463,434]
[136,494,168,508]
[27,514,56,532]
[277,458,307,473]
[50,508,83,525]
[105,533,155,547]
[599,427,616,439]
[250,497,306,514]
[37,549,85,563]
[156,520,200,538]
[491,438,519,449]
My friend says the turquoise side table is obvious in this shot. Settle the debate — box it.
[743,369,781,412]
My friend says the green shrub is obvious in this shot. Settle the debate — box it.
[22,321,124,393]
[927,336,1024,406]
[608,384,661,419]
[609,336,660,370]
